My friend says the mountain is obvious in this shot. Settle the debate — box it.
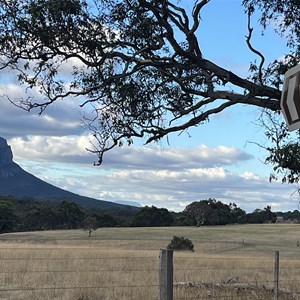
[0,137,137,210]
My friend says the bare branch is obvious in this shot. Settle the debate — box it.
[245,7,265,85]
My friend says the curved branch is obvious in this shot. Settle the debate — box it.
[145,95,242,144]
[246,7,265,85]
[190,0,210,36]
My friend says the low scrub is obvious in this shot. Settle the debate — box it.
[167,236,194,251]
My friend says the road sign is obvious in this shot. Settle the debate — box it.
[280,64,300,131]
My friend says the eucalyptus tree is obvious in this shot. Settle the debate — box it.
[0,0,299,182]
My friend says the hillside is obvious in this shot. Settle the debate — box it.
[0,137,137,210]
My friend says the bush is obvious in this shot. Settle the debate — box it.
[167,236,194,251]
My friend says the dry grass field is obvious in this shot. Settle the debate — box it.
[0,224,299,299]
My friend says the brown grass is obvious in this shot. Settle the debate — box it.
[0,224,299,299]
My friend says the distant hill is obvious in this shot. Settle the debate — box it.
[0,137,138,210]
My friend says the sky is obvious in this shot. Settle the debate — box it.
[0,0,299,213]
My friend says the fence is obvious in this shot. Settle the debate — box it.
[0,245,299,299]
[159,249,284,300]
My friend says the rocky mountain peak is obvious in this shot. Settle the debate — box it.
[0,137,135,210]
[0,137,13,165]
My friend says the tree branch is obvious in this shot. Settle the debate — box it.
[245,7,265,85]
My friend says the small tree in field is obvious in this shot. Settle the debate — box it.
[82,216,98,237]
[167,236,194,251]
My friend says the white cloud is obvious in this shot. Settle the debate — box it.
[240,171,260,180]
[57,56,87,79]
[103,144,253,170]
[0,90,85,139]
[8,134,253,171]
[9,135,94,164]
[49,165,297,213]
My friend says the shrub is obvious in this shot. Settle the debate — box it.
[167,236,194,251]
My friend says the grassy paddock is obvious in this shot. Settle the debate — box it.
[0,224,300,299]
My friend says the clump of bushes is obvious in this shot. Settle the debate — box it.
[167,236,194,251]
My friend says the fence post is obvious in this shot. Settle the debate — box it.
[274,251,279,300]
[159,249,173,300]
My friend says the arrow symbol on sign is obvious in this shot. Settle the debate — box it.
[281,71,300,130]
[286,75,300,122]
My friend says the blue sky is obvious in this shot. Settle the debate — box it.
[0,0,299,212]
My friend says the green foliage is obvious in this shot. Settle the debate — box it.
[131,205,174,227]
[167,236,194,251]
[183,199,246,226]
[261,113,300,184]
[239,1,300,183]
[0,198,18,233]
[246,206,277,224]
[281,210,300,222]
[172,213,197,226]
[0,196,126,232]
[0,196,293,234]
[243,0,300,53]
[58,201,84,229]
[21,201,59,231]
[184,199,278,226]
[86,212,117,228]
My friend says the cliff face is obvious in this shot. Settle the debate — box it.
[0,137,13,164]
[0,137,22,179]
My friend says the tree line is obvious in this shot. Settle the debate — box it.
[0,196,299,234]
[0,196,136,233]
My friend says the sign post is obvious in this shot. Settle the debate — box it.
[280,64,300,131]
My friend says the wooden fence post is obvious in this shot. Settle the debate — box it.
[159,249,173,300]
[274,251,279,300]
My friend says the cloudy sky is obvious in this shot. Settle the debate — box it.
[0,1,299,213]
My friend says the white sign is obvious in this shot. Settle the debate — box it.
[280,64,300,131]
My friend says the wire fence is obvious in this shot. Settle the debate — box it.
[0,244,299,299]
